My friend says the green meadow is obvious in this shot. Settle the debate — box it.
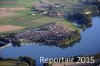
[0,0,79,33]
[0,0,35,7]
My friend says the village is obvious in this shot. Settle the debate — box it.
[0,0,99,47]
[14,22,79,45]
[33,0,99,18]
[0,0,100,66]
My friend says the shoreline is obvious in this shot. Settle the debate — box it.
[12,22,80,45]
[0,22,80,48]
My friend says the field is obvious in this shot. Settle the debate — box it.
[0,61,29,66]
[0,11,14,16]
[0,0,78,33]
[0,0,35,7]
[0,25,25,32]
[0,7,28,16]
[52,63,92,66]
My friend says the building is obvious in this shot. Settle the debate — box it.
[47,11,64,17]
[80,0,98,3]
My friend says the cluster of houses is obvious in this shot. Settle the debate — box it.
[37,6,65,17]
[34,0,65,17]
[15,23,75,44]
[35,0,96,17]
[45,11,64,17]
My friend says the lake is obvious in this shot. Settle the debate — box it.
[0,16,100,66]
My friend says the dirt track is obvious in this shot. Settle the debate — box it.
[0,7,28,11]
[0,25,25,32]
[0,11,14,16]
[0,7,28,16]
[0,2,16,4]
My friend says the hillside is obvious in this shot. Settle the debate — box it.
[0,0,34,7]
[48,0,79,4]
[0,61,29,66]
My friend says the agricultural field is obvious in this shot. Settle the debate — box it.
[0,11,77,29]
[0,0,78,33]
[0,0,35,7]
[0,61,29,66]
[0,25,25,32]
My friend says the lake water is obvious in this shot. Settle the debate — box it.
[0,17,100,66]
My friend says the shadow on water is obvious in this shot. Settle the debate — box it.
[1,3,100,66]
[0,36,9,47]
[1,5,100,50]
[64,13,93,30]
[64,4,100,32]
[11,36,81,49]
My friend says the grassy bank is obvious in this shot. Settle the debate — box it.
[0,61,29,66]
[0,0,34,7]
[0,56,36,66]
[0,0,79,33]
[0,10,78,33]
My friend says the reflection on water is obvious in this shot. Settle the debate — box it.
[11,36,81,49]
[0,33,81,49]
[0,43,11,49]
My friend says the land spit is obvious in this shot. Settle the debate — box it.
[13,23,80,45]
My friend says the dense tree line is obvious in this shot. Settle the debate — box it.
[0,56,36,66]
[18,56,36,66]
